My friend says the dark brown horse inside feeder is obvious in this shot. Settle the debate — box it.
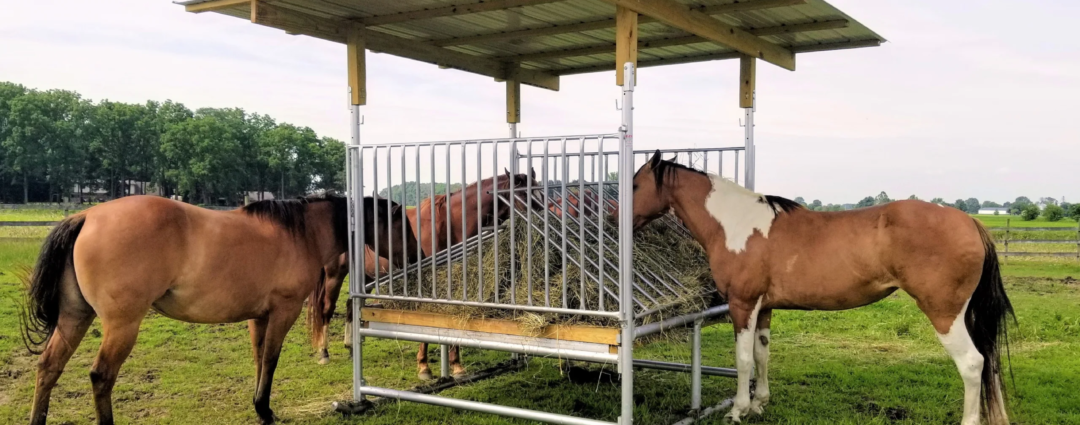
[547,188,618,219]
[22,193,417,425]
[626,151,1014,425]
[317,169,544,380]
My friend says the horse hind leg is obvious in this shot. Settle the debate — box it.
[921,298,984,425]
[448,345,467,378]
[90,317,144,425]
[30,308,95,425]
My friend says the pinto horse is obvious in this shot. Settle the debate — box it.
[626,151,1013,425]
[317,170,544,381]
[22,194,415,425]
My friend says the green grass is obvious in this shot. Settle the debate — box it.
[973,214,1079,228]
[0,209,71,222]
[1,238,1079,424]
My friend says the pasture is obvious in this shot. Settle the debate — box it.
[1,214,1078,424]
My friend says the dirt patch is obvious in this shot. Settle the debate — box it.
[860,400,909,422]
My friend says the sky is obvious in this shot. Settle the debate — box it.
[1,0,1077,204]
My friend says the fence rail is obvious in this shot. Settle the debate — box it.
[999,219,1080,260]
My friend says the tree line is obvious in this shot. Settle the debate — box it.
[0,82,345,205]
[794,192,1080,222]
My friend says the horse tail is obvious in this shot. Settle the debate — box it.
[21,214,86,355]
[970,218,1015,425]
[307,267,330,350]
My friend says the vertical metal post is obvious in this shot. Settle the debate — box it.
[440,343,450,377]
[691,318,703,411]
[348,95,365,401]
[743,92,755,191]
[510,123,518,139]
[617,62,636,425]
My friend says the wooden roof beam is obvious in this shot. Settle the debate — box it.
[505,20,848,62]
[597,0,795,70]
[433,0,806,47]
[363,0,563,27]
[184,0,250,13]
[249,2,558,90]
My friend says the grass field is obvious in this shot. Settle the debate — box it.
[1,214,1078,424]
[973,214,1079,228]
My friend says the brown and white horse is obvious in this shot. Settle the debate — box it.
[318,170,544,380]
[22,194,415,425]
[626,151,1013,425]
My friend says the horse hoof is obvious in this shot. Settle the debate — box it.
[418,370,434,381]
[318,356,330,365]
[452,370,468,379]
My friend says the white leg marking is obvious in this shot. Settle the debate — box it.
[727,296,764,423]
[937,298,984,425]
[750,328,771,414]
[703,175,776,253]
[343,320,353,347]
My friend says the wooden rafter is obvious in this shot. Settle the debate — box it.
[433,0,806,47]
[615,6,638,85]
[739,55,755,108]
[597,0,795,70]
[249,2,559,91]
[363,0,562,27]
[504,20,848,63]
[184,0,249,13]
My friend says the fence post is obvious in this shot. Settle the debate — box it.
[1075,222,1079,262]
[1004,218,1010,261]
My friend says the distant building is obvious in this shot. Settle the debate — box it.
[978,207,1009,215]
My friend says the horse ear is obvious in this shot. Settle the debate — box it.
[390,203,402,216]
[530,167,536,180]
[504,167,511,177]
[649,149,662,169]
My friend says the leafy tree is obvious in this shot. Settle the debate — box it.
[1015,196,1031,204]
[794,197,806,206]
[981,200,1002,208]
[952,199,966,211]
[856,196,875,208]
[1010,197,1034,215]
[907,194,919,201]
[810,199,822,210]
[964,198,980,214]
[1040,197,1058,207]
[1042,204,1065,222]
[874,191,891,205]
[930,197,945,205]
[1020,204,1040,221]
[1068,203,1080,221]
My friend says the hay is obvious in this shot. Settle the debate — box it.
[375,195,718,336]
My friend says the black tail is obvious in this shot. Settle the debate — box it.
[970,219,1015,425]
[21,214,86,354]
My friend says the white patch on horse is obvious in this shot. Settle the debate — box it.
[704,174,776,253]
[728,296,764,422]
[750,327,771,414]
[936,298,984,425]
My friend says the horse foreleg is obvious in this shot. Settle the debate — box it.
[448,345,467,378]
[750,309,772,415]
[725,295,764,423]
[253,308,302,425]
[417,343,433,380]
[90,318,143,425]
[343,298,353,350]
[30,310,94,425]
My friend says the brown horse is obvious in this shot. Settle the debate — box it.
[317,170,544,381]
[21,194,415,425]
[627,151,1013,425]
[548,188,618,218]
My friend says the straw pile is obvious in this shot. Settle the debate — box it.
[376,196,719,336]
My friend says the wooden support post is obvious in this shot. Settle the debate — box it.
[739,55,755,108]
[506,65,521,124]
[615,6,638,86]
[347,26,367,105]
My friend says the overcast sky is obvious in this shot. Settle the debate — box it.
[1,0,1077,204]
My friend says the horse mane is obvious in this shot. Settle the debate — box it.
[650,159,803,215]
[242,192,348,238]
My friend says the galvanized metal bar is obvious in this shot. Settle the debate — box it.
[633,359,737,378]
[617,62,636,425]
[461,141,468,301]
[493,141,500,302]
[446,144,452,300]
[430,145,437,298]
[372,146,380,293]
[356,387,617,425]
[691,318,703,410]
[415,146,423,295]
[509,141,517,304]
[440,344,450,377]
[596,139,606,313]
[744,92,755,191]
[526,139,534,306]
[348,100,363,401]
[543,140,550,307]
[401,146,408,294]
[635,304,730,339]
[385,146,393,295]
[671,399,735,425]
[561,138,570,309]
[578,139,587,310]
[477,141,484,301]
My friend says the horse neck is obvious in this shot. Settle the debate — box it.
[668,169,778,256]
[304,202,345,266]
